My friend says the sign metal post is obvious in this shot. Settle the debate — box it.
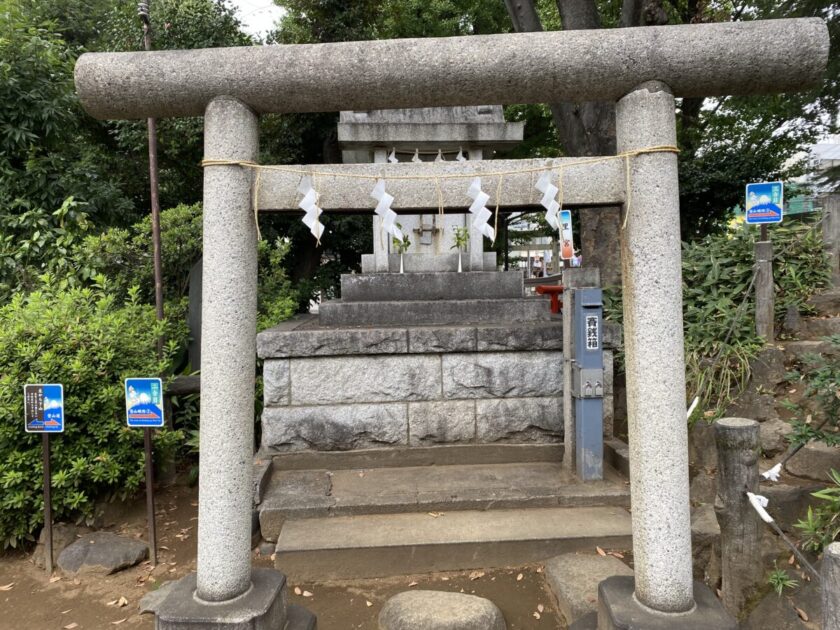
[24,383,64,574]
[125,377,165,566]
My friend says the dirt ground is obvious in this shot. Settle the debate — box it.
[0,483,570,629]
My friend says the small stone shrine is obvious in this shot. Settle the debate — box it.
[257,106,618,454]
[339,106,522,272]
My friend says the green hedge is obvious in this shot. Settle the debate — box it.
[0,280,186,548]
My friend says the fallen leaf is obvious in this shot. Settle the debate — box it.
[61,610,72,615]
[795,607,809,622]
[107,599,119,606]
[596,546,607,557]
[302,591,313,598]
[159,546,170,551]
[789,554,796,565]
[112,619,127,625]
[50,576,62,583]
[408,581,418,587]
[609,551,625,559]
[468,570,485,581]
[516,573,524,581]
[441,577,449,581]
[427,512,443,518]
[533,612,541,619]
[366,601,373,607]
[118,596,128,607]
[294,587,302,595]
[788,388,797,394]
[0,583,14,591]
[64,624,78,629]
[538,604,544,613]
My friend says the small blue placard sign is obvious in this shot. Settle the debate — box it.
[24,384,64,433]
[745,181,784,224]
[125,378,165,428]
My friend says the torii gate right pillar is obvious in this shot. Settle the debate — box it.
[617,81,693,613]
[600,81,735,627]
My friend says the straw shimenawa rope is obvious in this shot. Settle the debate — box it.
[201,145,679,241]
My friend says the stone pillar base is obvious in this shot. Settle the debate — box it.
[155,568,316,630]
[595,576,735,630]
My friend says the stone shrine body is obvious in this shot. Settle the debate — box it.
[338,106,523,272]
[256,105,618,457]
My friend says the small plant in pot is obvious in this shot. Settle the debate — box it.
[451,225,469,272]
[392,225,411,273]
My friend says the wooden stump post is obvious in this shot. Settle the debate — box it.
[754,241,774,341]
[824,542,840,630]
[714,417,763,617]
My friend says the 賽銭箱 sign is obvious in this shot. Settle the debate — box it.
[125,378,164,428]
[24,384,64,433]
[746,181,784,224]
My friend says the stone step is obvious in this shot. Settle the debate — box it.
[780,339,839,362]
[799,316,840,338]
[807,289,840,316]
[258,461,630,541]
[340,270,525,302]
[273,505,633,580]
[319,297,553,327]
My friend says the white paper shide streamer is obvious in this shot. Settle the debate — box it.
[297,176,324,241]
[466,177,495,241]
[370,179,404,242]
[535,171,561,231]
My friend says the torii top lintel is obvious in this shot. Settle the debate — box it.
[75,19,828,121]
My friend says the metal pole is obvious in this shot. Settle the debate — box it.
[144,427,157,565]
[140,2,165,350]
[139,1,159,566]
[42,434,53,575]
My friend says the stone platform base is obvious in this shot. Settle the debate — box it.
[154,568,316,630]
[595,576,735,630]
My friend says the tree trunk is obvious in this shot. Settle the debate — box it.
[503,0,673,286]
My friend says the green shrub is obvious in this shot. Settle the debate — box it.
[605,217,829,414]
[784,334,840,449]
[0,197,92,303]
[72,203,204,303]
[795,469,840,552]
[0,278,187,548]
[72,203,298,331]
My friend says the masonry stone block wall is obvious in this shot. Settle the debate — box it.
[258,318,619,452]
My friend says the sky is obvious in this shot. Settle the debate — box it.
[225,0,285,37]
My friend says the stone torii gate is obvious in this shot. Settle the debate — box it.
[75,19,827,629]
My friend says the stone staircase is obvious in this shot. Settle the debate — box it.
[318,271,551,326]
[256,444,633,581]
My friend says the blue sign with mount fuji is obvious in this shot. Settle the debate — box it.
[125,377,164,428]
[745,181,784,224]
